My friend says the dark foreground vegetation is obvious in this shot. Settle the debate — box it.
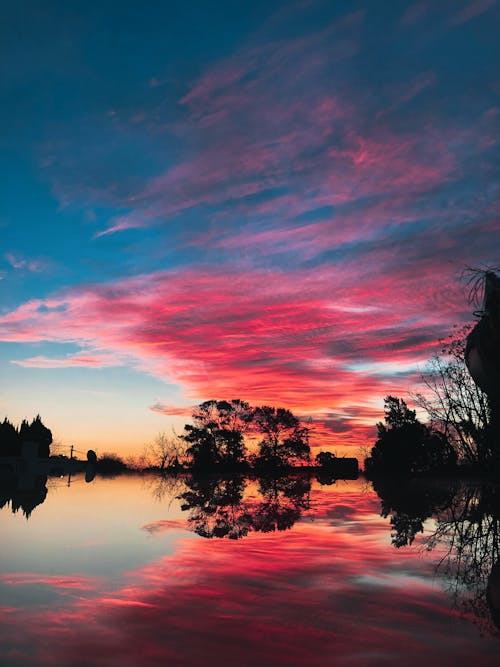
[0,415,52,458]
[365,329,500,479]
[0,403,357,488]
[141,400,357,477]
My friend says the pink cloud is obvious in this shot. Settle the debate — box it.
[149,403,193,417]
[5,252,45,273]
[11,352,123,368]
[0,260,473,450]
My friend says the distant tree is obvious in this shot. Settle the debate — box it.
[252,406,310,469]
[364,396,457,477]
[96,453,128,476]
[19,415,52,458]
[183,400,252,469]
[0,418,20,457]
[144,432,187,471]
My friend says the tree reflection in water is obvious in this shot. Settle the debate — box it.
[0,474,48,518]
[373,478,500,635]
[179,476,252,539]
[178,474,311,539]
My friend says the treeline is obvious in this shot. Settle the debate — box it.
[0,416,52,458]
[148,400,312,473]
[144,399,356,475]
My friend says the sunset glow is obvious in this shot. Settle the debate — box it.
[1,0,498,455]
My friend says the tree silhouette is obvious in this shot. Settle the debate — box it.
[315,451,337,467]
[183,400,252,469]
[1,415,52,458]
[144,432,187,471]
[365,396,456,476]
[416,329,492,464]
[19,415,52,457]
[180,401,312,471]
[178,474,311,539]
[252,406,310,470]
[0,418,21,457]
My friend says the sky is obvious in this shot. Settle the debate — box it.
[0,0,499,457]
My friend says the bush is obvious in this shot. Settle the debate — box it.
[364,396,457,477]
[96,453,129,476]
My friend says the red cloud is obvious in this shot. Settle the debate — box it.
[0,260,472,450]
[149,403,194,417]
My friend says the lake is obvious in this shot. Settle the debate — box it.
[1,473,499,666]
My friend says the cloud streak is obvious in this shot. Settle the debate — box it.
[0,257,476,448]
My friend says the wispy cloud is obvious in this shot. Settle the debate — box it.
[0,259,474,448]
[11,352,123,369]
[4,252,45,273]
[450,0,497,25]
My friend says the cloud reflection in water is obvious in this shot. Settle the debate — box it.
[0,476,498,666]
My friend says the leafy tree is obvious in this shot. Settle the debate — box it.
[365,396,456,476]
[96,453,128,476]
[192,399,253,432]
[183,400,252,469]
[252,406,310,469]
[314,451,338,485]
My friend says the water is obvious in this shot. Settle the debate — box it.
[1,473,499,666]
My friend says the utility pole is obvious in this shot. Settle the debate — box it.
[67,445,74,487]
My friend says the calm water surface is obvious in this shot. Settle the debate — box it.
[1,473,499,666]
